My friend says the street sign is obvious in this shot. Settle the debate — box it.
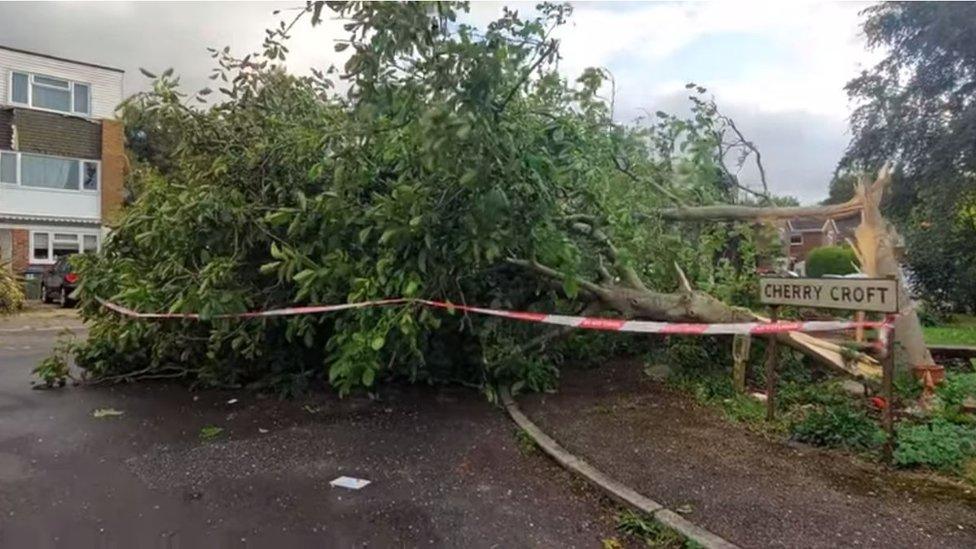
[759,277,899,313]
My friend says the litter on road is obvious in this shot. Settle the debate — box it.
[330,476,371,490]
[91,408,125,419]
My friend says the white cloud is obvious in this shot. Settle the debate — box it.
[0,1,881,203]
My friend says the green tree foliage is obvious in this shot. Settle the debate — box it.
[821,172,857,206]
[843,2,976,312]
[0,262,25,315]
[805,246,858,278]
[72,2,767,395]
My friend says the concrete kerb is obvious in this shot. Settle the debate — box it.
[499,387,739,549]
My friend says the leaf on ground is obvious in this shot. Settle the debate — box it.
[92,408,124,419]
[199,425,224,440]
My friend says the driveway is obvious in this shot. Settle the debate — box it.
[0,311,619,548]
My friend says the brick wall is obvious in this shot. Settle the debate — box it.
[100,119,126,225]
[10,229,28,273]
[788,232,825,261]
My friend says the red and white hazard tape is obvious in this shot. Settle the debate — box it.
[97,297,894,336]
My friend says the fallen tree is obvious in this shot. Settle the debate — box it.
[68,2,910,396]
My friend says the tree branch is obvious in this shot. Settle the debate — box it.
[657,197,863,222]
[614,156,687,208]
[506,258,604,298]
[496,40,558,115]
[569,222,648,291]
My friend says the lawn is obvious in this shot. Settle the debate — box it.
[924,315,976,347]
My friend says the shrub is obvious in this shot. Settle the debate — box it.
[791,405,885,450]
[933,372,976,423]
[805,246,859,278]
[0,261,25,315]
[894,419,976,471]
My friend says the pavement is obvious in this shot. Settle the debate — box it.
[521,359,976,549]
[0,307,621,548]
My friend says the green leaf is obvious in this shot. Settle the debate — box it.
[199,426,224,440]
[379,228,398,244]
[370,335,385,351]
[361,367,375,386]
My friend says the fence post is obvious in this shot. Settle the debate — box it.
[732,334,751,394]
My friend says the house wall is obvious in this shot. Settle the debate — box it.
[788,232,825,261]
[0,184,101,220]
[10,108,102,158]
[100,120,125,224]
[10,228,27,272]
[0,47,124,119]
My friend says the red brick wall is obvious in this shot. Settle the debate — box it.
[788,232,825,261]
[100,119,126,225]
[10,229,28,273]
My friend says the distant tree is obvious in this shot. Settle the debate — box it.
[843,2,976,312]
[822,173,857,206]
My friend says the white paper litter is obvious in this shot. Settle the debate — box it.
[227,398,239,405]
[329,476,371,490]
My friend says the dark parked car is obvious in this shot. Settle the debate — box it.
[41,256,80,308]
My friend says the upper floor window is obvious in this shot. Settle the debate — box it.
[9,71,91,116]
[0,151,99,191]
[790,234,803,245]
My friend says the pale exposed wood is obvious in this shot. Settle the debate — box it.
[659,198,863,222]
[851,167,935,371]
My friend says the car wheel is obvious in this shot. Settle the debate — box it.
[60,287,74,308]
[42,284,54,304]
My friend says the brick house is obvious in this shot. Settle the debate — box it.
[783,212,862,264]
[0,45,125,278]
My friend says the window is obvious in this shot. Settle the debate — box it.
[0,151,15,184]
[21,154,80,190]
[52,233,80,258]
[9,71,91,116]
[790,234,803,245]
[30,231,98,262]
[11,72,28,104]
[32,75,71,111]
[73,83,90,114]
[0,152,99,191]
[32,233,49,261]
[83,234,98,253]
[82,161,99,190]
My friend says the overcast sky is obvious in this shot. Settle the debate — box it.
[0,1,879,203]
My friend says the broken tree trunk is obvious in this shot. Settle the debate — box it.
[850,171,935,372]
[658,166,935,376]
[510,258,883,381]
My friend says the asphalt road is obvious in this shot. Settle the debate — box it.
[0,316,619,548]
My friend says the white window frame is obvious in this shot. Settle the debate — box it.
[8,70,92,117]
[789,234,803,245]
[29,229,100,265]
[0,151,100,193]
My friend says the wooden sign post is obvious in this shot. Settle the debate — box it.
[758,277,899,436]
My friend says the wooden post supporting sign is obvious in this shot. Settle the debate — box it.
[765,306,779,421]
[882,315,896,462]
[759,276,899,451]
